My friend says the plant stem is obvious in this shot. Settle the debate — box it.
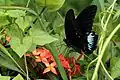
[103,1,115,30]
[24,55,30,80]
[91,0,117,79]
[26,0,31,8]
[91,23,120,80]
[87,57,98,80]
[101,61,113,80]
[0,6,37,16]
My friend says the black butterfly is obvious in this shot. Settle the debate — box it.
[64,5,98,54]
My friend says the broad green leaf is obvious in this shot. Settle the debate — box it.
[0,75,10,80]
[110,57,120,79]
[30,27,58,45]
[15,16,32,31]
[10,37,21,49]
[0,51,20,72]
[13,74,24,80]
[0,44,26,76]
[0,11,9,26]
[11,0,25,4]
[35,0,65,11]
[10,36,32,58]
[6,24,23,39]
[0,0,13,5]
[7,10,25,17]
[42,11,64,35]
[0,16,9,26]
[28,43,37,52]
[115,42,120,49]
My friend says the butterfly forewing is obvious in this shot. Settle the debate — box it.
[64,9,84,52]
[65,9,75,41]
[76,5,97,35]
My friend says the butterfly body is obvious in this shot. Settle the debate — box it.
[64,5,98,53]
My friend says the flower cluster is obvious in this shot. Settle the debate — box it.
[26,47,82,76]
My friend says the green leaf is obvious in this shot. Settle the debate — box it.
[6,24,23,39]
[11,0,26,5]
[30,27,58,45]
[7,10,25,17]
[13,74,24,80]
[0,51,20,72]
[0,11,9,26]
[15,16,32,31]
[28,43,37,52]
[0,16,9,26]
[35,0,65,11]
[0,44,26,76]
[115,42,120,49]
[0,75,10,80]
[0,0,13,5]
[110,57,120,79]
[10,36,32,58]
[42,11,64,35]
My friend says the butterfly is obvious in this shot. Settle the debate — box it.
[64,5,98,54]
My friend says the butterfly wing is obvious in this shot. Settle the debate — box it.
[64,9,84,52]
[64,9,75,45]
[64,5,97,53]
[76,5,98,53]
[76,5,97,35]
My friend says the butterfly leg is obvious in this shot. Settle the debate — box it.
[77,50,84,60]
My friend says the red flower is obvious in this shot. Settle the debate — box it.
[71,57,83,75]
[31,48,52,63]
[71,64,82,75]
[32,48,51,58]
[43,61,57,75]
[25,47,83,76]
[58,54,72,72]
